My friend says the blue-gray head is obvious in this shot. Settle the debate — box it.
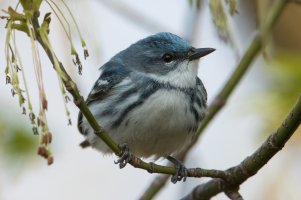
[112,32,215,77]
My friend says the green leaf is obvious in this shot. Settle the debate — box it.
[20,0,42,12]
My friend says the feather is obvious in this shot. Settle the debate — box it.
[77,60,131,135]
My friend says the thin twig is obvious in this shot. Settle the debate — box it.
[139,175,169,200]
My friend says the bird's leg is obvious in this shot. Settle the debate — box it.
[114,143,132,168]
[167,155,188,183]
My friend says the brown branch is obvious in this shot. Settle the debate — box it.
[181,95,301,199]
[224,189,244,200]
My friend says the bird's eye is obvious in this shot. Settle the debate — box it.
[162,53,173,63]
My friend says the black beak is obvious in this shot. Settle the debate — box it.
[188,48,215,61]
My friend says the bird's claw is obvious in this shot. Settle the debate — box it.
[167,156,188,184]
[114,143,132,168]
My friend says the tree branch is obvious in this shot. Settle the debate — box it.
[196,0,287,138]
[181,95,301,199]
[224,189,244,200]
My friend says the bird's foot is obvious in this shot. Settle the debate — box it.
[114,143,132,168]
[167,156,188,183]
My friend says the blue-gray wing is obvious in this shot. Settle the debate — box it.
[77,61,131,135]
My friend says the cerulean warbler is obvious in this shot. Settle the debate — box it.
[77,32,214,182]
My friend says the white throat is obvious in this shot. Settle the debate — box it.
[147,60,199,88]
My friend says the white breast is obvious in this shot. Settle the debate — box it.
[111,89,199,157]
[84,88,202,158]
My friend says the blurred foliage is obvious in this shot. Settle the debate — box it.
[209,0,230,41]
[259,50,301,140]
[257,0,270,31]
[188,0,238,43]
[188,0,203,8]
[225,0,238,15]
[0,114,38,166]
[257,0,272,55]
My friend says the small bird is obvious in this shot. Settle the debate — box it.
[78,32,214,182]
